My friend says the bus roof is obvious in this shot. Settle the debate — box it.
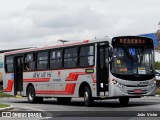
[5,37,111,55]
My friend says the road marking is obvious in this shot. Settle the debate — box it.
[15,106,45,111]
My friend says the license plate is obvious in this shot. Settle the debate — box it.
[134,89,142,93]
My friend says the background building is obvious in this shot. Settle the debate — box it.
[140,33,160,51]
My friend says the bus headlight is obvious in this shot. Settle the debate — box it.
[112,79,126,88]
[148,80,156,88]
[148,83,155,88]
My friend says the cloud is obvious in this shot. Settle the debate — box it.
[0,0,160,50]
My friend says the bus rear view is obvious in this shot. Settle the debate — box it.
[110,36,156,104]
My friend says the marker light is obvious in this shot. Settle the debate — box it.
[83,40,89,43]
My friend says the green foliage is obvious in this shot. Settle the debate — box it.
[0,104,10,108]
[0,90,13,97]
[155,61,160,70]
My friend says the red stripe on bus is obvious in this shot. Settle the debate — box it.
[91,74,96,83]
[35,83,76,95]
[70,84,76,94]
[66,72,86,81]
[66,72,96,83]
[3,80,14,92]
[23,78,50,82]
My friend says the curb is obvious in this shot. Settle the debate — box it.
[0,105,14,111]
[0,97,27,99]
[155,95,160,97]
[143,95,160,97]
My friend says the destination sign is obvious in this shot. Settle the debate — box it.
[112,36,153,46]
[119,38,145,44]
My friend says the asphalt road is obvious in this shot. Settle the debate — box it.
[1,97,160,120]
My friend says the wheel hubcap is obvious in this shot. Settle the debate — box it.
[29,90,33,101]
[84,91,88,102]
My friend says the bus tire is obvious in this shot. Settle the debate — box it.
[84,86,94,107]
[57,97,72,104]
[119,97,129,105]
[27,86,37,103]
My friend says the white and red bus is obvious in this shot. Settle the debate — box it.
[3,36,156,106]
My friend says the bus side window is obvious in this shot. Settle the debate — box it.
[5,56,14,73]
[24,53,35,71]
[37,51,48,70]
[79,45,94,67]
[64,47,77,68]
[50,50,62,69]
[25,58,29,70]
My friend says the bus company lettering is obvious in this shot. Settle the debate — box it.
[33,72,52,78]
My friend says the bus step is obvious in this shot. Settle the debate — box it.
[16,95,22,98]
[100,91,109,96]
[96,96,108,99]
[16,91,23,96]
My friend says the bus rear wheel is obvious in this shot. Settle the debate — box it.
[27,86,43,103]
[119,97,129,105]
[84,86,94,107]
[27,86,37,103]
[57,97,72,104]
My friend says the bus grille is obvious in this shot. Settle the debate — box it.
[126,85,148,87]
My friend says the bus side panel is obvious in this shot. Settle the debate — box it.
[22,71,53,97]
[22,68,97,98]
[3,73,14,96]
[51,69,97,98]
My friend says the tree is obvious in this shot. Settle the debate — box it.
[155,22,160,53]
[155,61,160,70]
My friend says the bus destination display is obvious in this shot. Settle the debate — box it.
[112,36,153,46]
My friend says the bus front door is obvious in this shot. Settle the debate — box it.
[97,46,109,96]
[14,56,23,96]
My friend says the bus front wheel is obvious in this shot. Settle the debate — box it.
[119,97,129,105]
[84,86,94,107]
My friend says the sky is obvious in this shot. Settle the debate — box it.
[0,0,160,60]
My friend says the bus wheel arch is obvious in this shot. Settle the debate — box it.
[26,83,43,103]
[79,82,94,107]
[79,82,90,97]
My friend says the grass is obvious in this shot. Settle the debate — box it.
[0,104,10,108]
[156,81,160,95]
[0,90,13,97]
[156,88,160,95]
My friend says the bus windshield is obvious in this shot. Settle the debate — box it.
[111,46,154,75]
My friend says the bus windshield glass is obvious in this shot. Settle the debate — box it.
[111,46,154,75]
